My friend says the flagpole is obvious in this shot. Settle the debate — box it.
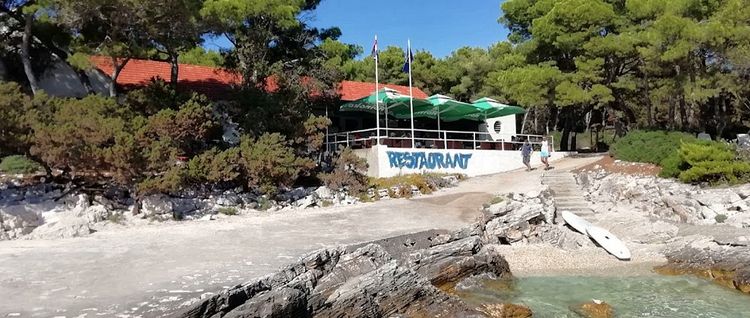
[374,35,380,145]
[408,39,415,148]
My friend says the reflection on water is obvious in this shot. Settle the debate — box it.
[458,275,750,318]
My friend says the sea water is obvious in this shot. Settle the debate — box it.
[459,275,750,318]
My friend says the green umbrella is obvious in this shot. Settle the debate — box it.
[462,97,526,121]
[423,94,481,122]
[339,87,432,118]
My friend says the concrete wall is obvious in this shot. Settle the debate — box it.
[479,114,518,141]
[355,145,571,178]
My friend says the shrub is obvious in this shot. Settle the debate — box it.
[240,133,313,195]
[0,155,41,174]
[610,130,698,165]
[673,141,750,185]
[715,214,727,223]
[217,207,238,215]
[320,147,369,195]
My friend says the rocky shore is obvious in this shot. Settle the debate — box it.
[575,161,750,293]
[172,186,580,317]
[0,175,461,241]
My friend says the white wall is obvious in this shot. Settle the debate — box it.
[479,114,518,141]
[355,145,571,178]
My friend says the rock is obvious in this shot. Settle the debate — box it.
[525,190,540,199]
[484,203,545,244]
[177,229,511,318]
[480,303,533,318]
[623,220,678,244]
[657,243,750,295]
[213,192,241,206]
[223,287,307,318]
[570,300,614,318]
[294,195,316,208]
[701,206,718,221]
[530,224,594,250]
[0,204,44,240]
[314,186,334,200]
[27,217,93,239]
[141,194,174,219]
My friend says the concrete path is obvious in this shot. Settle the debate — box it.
[0,156,600,317]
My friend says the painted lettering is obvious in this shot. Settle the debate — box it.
[385,151,472,170]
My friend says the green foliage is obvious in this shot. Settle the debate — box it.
[217,207,238,215]
[676,142,750,185]
[239,133,312,195]
[489,196,505,205]
[610,130,697,165]
[715,214,727,223]
[29,95,132,175]
[320,147,369,195]
[178,47,225,67]
[124,79,193,115]
[0,82,33,156]
[0,155,41,174]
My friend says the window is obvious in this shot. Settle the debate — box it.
[493,121,502,133]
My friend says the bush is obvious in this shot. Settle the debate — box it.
[0,155,41,174]
[666,141,750,185]
[677,142,743,184]
[320,147,369,195]
[715,214,728,223]
[610,130,698,165]
[240,133,313,195]
[217,207,238,215]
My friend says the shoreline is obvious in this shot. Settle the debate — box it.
[495,244,668,277]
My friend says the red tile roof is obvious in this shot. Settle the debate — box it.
[90,56,241,98]
[90,56,428,101]
[337,80,428,101]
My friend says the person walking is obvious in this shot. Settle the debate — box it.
[540,136,551,170]
[521,138,533,171]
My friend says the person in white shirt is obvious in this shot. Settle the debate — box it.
[540,136,551,170]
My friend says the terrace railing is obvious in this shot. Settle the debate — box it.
[324,128,552,153]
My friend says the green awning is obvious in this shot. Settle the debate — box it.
[461,97,526,121]
[416,94,480,121]
[339,87,433,118]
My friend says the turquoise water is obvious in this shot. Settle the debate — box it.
[460,275,750,318]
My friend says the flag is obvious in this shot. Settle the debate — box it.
[371,35,379,61]
[402,45,413,73]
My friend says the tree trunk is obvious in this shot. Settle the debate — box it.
[21,13,39,95]
[520,111,528,134]
[716,95,728,140]
[679,94,688,130]
[668,98,676,130]
[0,58,6,81]
[169,53,179,90]
[108,57,130,97]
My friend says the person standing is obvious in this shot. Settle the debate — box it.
[521,138,533,171]
[540,136,551,170]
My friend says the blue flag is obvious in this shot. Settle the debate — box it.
[402,46,413,73]
[371,36,378,61]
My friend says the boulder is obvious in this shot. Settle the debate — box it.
[484,203,545,244]
[0,204,44,240]
[141,194,174,219]
[176,229,512,318]
[480,303,533,318]
[27,217,93,240]
[314,186,334,200]
[570,300,614,318]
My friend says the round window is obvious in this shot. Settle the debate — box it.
[493,121,502,133]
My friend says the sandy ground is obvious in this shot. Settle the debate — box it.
[0,156,604,317]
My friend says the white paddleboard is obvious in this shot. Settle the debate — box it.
[586,226,631,260]
[561,211,593,235]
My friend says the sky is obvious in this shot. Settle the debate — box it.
[203,0,510,59]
